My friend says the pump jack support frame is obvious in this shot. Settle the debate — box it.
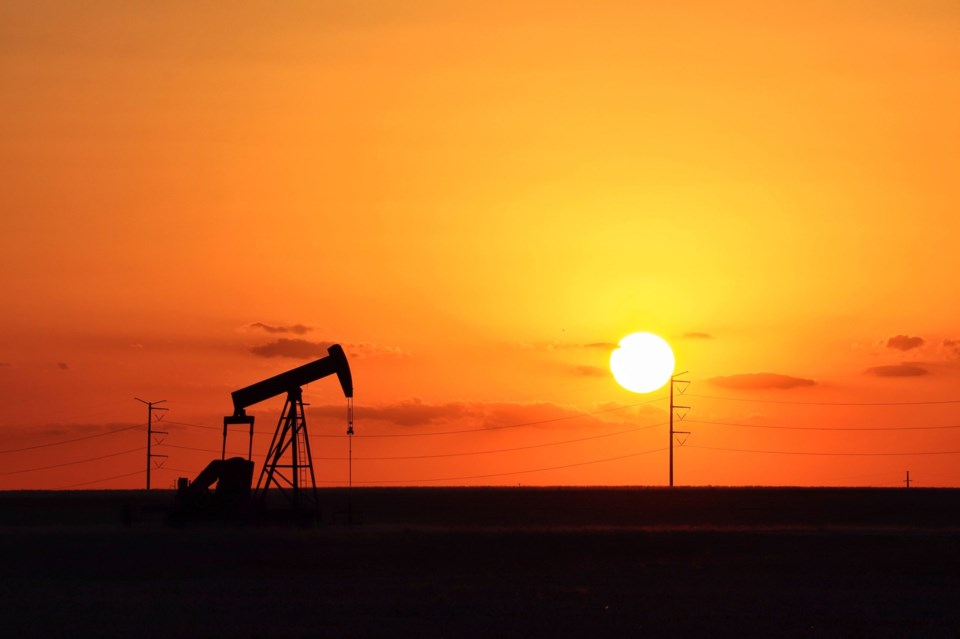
[255,388,320,513]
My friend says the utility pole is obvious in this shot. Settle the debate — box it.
[135,397,168,491]
[347,395,355,524]
[669,372,690,487]
[904,470,911,489]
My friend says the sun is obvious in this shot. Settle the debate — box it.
[610,332,675,393]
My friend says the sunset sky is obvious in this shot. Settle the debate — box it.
[2,1,959,489]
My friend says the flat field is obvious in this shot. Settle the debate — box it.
[0,487,957,638]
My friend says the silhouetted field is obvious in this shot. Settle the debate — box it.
[0,487,957,638]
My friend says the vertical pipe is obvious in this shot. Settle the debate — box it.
[291,397,299,509]
[347,396,354,524]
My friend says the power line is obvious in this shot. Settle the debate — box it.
[0,422,146,454]
[159,467,196,474]
[163,421,669,462]
[339,395,670,438]
[687,393,960,406]
[159,395,670,439]
[165,443,254,457]
[58,469,145,489]
[686,418,960,432]
[686,444,960,457]
[0,446,146,475]
[163,420,219,432]
[321,446,670,484]
[314,422,669,461]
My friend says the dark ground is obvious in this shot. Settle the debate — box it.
[0,487,958,638]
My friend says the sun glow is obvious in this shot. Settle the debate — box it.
[610,332,675,393]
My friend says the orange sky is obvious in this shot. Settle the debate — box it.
[2,1,959,489]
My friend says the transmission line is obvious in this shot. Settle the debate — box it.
[58,469,145,489]
[319,446,670,484]
[328,395,669,438]
[163,420,219,431]
[164,421,668,461]
[686,418,960,432]
[0,446,146,475]
[165,442,254,457]
[313,422,669,461]
[0,422,146,454]
[687,394,960,406]
[686,444,960,457]
[160,395,669,439]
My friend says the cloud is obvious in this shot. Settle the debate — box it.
[520,341,616,351]
[350,398,469,426]
[345,342,408,358]
[571,365,607,377]
[249,322,312,335]
[250,339,405,359]
[943,339,960,359]
[584,342,617,350]
[708,373,816,390]
[308,399,663,431]
[682,332,714,340]
[0,362,11,367]
[310,399,475,427]
[251,338,334,358]
[886,335,925,351]
[57,362,69,370]
[865,364,929,377]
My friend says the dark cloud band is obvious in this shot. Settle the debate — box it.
[865,364,928,377]
[708,373,816,390]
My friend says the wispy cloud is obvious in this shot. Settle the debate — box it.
[681,332,714,340]
[345,398,468,426]
[309,399,663,430]
[521,341,616,351]
[57,362,69,370]
[886,334,925,351]
[249,322,312,335]
[346,342,408,358]
[708,373,816,390]
[865,363,928,377]
[571,365,607,377]
[250,338,333,358]
[250,339,406,359]
[943,339,960,359]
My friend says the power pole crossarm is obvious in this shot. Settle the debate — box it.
[135,397,168,491]
[669,373,690,488]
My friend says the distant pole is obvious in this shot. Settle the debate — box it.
[669,372,690,487]
[135,398,168,491]
[904,470,911,489]
[347,396,355,523]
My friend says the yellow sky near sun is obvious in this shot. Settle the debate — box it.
[1,1,959,488]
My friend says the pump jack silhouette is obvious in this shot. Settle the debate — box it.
[176,344,353,521]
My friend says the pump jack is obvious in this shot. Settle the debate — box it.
[176,344,353,521]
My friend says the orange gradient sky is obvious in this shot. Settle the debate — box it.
[2,1,959,489]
